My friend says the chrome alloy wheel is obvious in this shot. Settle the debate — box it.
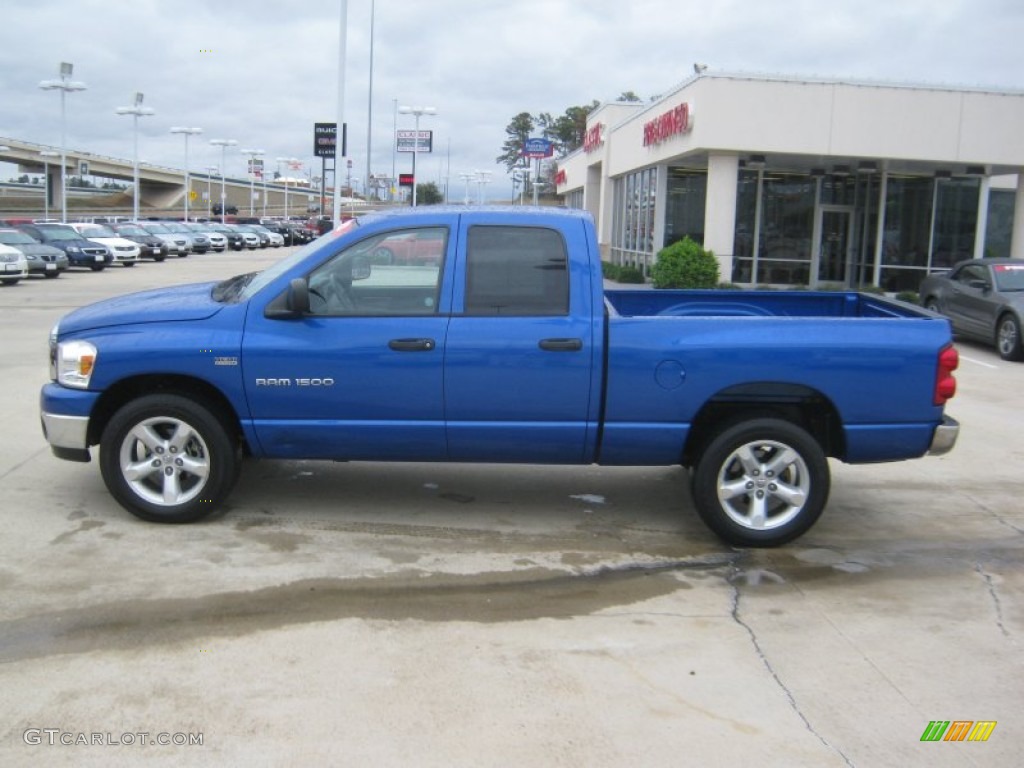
[119,416,211,506]
[716,440,810,531]
[997,316,1019,359]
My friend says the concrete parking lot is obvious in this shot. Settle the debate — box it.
[0,250,1021,767]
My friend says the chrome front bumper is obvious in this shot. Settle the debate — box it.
[41,411,91,462]
[927,415,959,456]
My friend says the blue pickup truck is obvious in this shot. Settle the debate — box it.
[41,207,960,546]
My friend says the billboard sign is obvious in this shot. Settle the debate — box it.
[314,122,348,158]
[522,137,554,158]
[396,130,433,153]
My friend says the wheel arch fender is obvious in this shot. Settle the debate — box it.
[682,381,845,467]
[87,374,247,454]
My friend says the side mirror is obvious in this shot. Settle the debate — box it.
[351,255,371,281]
[264,277,310,318]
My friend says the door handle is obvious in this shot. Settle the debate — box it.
[539,338,583,352]
[388,338,436,352]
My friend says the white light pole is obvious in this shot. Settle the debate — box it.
[474,169,492,204]
[170,126,202,221]
[240,148,265,216]
[276,157,299,218]
[459,171,474,205]
[204,166,218,218]
[209,139,237,221]
[39,150,60,220]
[398,105,436,207]
[39,62,87,223]
[115,93,155,222]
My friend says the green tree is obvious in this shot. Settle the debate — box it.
[651,237,719,288]
[414,181,444,205]
[617,91,642,103]
[496,112,535,172]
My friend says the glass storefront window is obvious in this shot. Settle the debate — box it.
[985,189,1016,259]
[610,167,659,273]
[932,177,980,268]
[664,169,707,247]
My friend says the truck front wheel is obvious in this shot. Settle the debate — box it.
[691,418,829,547]
[99,394,240,523]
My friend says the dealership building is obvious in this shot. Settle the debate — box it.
[554,71,1024,290]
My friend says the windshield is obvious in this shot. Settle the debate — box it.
[993,263,1024,291]
[83,225,117,237]
[0,231,35,245]
[115,225,148,236]
[141,223,171,234]
[163,223,190,233]
[38,227,80,241]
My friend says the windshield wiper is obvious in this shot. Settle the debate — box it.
[211,272,257,302]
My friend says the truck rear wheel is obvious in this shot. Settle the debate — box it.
[99,394,240,523]
[691,417,829,547]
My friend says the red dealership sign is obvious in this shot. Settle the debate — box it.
[554,169,567,186]
[643,103,692,147]
[583,123,604,153]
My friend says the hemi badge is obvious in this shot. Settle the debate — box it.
[214,356,239,366]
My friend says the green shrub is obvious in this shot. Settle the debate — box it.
[601,261,622,280]
[716,282,744,290]
[895,290,919,304]
[651,237,719,289]
[617,266,645,283]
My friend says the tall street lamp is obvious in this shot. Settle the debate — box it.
[170,126,202,220]
[39,150,60,220]
[240,148,265,217]
[398,105,436,207]
[209,139,237,222]
[204,166,218,218]
[115,92,155,222]
[39,62,87,223]
[276,157,298,218]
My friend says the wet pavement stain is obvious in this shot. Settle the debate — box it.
[0,556,738,663]
[49,519,105,545]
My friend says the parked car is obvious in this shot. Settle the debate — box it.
[204,222,245,251]
[183,222,227,252]
[0,242,29,285]
[14,223,112,270]
[259,220,298,246]
[109,223,168,261]
[249,224,284,248]
[920,258,1024,361]
[160,221,211,254]
[234,224,271,248]
[69,224,140,267]
[0,228,69,277]
[134,222,190,257]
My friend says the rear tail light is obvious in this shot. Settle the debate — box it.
[934,344,959,406]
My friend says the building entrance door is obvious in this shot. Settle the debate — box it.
[814,206,854,286]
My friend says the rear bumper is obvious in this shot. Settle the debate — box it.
[928,415,959,456]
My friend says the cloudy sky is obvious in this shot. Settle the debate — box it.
[2,0,1023,199]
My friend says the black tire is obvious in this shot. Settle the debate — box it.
[924,298,940,313]
[996,314,1023,361]
[1,278,19,286]
[123,262,135,268]
[91,265,106,272]
[691,417,830,547]
[99,394,240,523]
[45,271,60,278]
[154,255,166,263]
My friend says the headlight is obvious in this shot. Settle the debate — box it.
[55,340,97,389]
[66,246,81,253]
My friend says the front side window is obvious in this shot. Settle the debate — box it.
[464,226,568,316]
[308,227,447,316]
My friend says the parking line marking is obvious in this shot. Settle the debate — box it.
[959,355,998,369]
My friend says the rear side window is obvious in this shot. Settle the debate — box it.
[464,226,568,315]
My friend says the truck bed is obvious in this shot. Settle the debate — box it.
[605,289,929,319]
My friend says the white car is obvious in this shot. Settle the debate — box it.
[184,223,227,252]
[0,242,29,285]
[251,224,284,247]
[69,223,140,267]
